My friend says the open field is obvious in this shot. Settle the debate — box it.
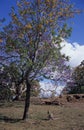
[0,99,84,130]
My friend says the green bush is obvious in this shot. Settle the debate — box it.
[0,85,12,101]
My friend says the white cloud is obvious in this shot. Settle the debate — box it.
[61,40,84,67]
[39,80,64,98]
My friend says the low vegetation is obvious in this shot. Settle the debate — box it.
[0,97,84,130]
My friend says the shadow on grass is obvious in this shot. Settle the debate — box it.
[40,117,50,121]
[0,114,21,123]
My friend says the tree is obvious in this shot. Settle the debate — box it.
[0,0,79,120]
[0,63,25,100]
[0,67,12,101]
[64,60,84,94]
[71,60,84,93]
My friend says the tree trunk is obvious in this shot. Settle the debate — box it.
[22,79,31,120]
[15,85,21,100]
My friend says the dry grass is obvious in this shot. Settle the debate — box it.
[0,101,84,130]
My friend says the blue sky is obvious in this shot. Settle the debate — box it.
[69,0,84,45]
[0,0,84,45]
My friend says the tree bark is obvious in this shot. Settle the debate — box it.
[15,85,21,100]
[22,79,31,120]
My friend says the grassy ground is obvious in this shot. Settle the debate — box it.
[0,101,84,130]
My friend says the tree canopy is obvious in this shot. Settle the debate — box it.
[72,60,84,93]
[64,60,84,94]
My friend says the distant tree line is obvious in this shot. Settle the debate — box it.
[63,60,84,94]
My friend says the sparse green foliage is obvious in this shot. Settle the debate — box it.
[66,60,84,94]
[0,85,11,101]
[0,67,12,101]
[72,60,84,93]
